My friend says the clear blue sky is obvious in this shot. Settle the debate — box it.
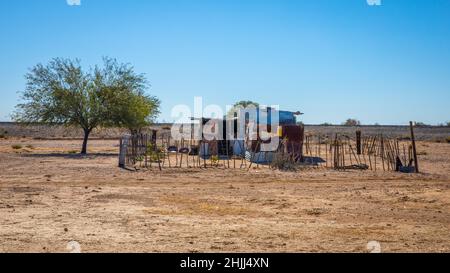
[1,0,449,125]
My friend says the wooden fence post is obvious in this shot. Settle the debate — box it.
[118,138,125,168]
[410,121,419,173]
[356,130,362,155]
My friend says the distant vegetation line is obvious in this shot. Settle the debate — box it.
[0,121,450,127]
[0,121,417,127]
[1,121,449,128]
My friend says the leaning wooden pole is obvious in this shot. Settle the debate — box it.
[356,130,362,155]
[409,121,419,173]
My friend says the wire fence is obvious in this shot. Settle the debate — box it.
[118,126,419,173]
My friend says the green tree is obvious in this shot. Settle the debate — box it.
[14,57,160,154]
[93,58,160,134]
[233,100,260,109]
[227,100,260,118]
[111,92,160,134]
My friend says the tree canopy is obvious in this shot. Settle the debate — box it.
[227,100,260,118]
[14,57,160,154]
[232,100,260,109]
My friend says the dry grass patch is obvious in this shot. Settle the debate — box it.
[324,226,396,238]
[147,196,262,217]
[305,208,329,216]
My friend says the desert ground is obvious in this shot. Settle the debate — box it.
[0,124,449,253]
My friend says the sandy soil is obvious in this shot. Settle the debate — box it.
[0,138,449,253]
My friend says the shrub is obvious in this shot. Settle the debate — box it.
[211,155,220,165]
[414,122,430,127]
[67,150,78,154]
[305,208,327,216]
[145,144,165,162]
[446,137,450,143]
[12,145,23,150]
[0,135,5,139]
[26,145,35,149]
[270,153,297,172]
[343,119,361,126]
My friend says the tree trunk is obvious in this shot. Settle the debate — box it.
[81,129,91,155]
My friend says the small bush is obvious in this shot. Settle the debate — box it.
[145,144,165,162]
[12,145,23,150]
[135,155,144,162]
[446,137,450,143]
[343,119,361,126]
[211,155,220,165]
[414,122,430,127]
[0,135,5,139]
[67,150,78,154]
[305,208,327,216]
[270,153,297,172]
[26,145,35,149]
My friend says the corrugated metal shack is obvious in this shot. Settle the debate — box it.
[198,108,304,163]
